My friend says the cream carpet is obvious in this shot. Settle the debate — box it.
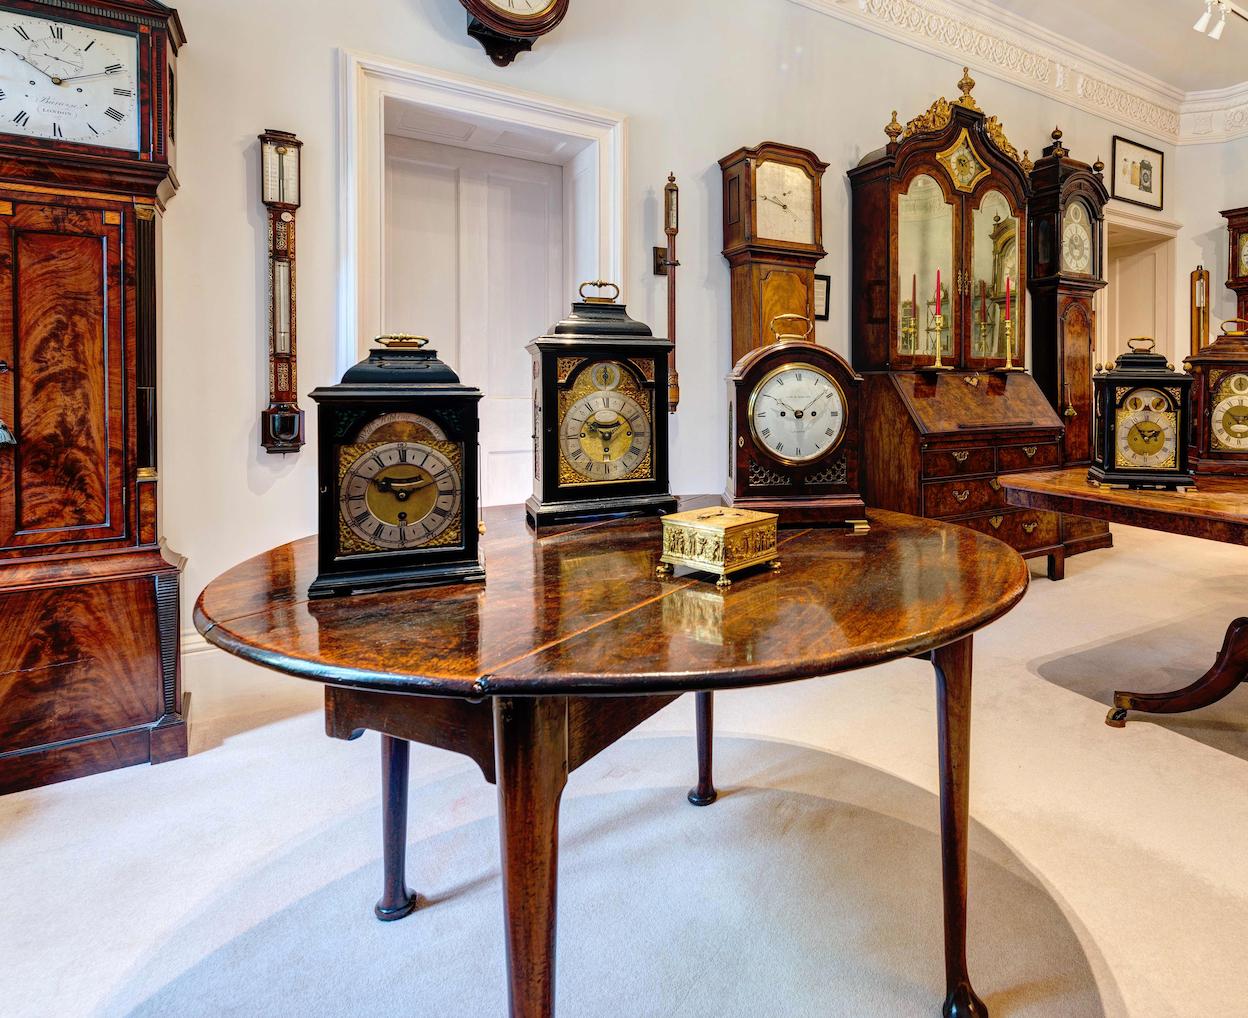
[3,524,1248,1017]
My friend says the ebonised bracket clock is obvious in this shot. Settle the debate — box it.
[1090,338,1194,490]
[457,0,569,67]
[310,336,485,598]
[527,282,676,530]
[725,316,866,528]
[259,128,304,454]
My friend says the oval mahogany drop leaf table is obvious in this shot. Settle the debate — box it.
[194,504,1028,1018]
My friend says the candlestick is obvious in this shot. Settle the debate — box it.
[980,280,987,323]
[1001,317,1023,371]
[927,312,952,371]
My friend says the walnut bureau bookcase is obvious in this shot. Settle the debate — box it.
[849,68,1079,580]
[0,0,187,794]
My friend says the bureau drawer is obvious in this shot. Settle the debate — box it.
[997,442,1060,473]
[962,510,1060,552]
[923,476,1005,518]
[922,446,994,479]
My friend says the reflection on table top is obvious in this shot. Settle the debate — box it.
[194,503,1028,699]
[1002,468,1248,546]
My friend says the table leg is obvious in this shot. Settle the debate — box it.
[1107,617,1248,727]
[495,696,569,1018]
[1047,549,1065,582]
[687,691,718,806]
[375,735,421,921]
[932,637,988,1018]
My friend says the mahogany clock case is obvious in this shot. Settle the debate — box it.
[725,340,866,527]
[309,351,485,600]
[1222,207,1248,322]
[1187,327,1248,478]
[0,0,186,796]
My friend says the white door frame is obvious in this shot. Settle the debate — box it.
[1100,202,1181,366]
[336,49,627,374]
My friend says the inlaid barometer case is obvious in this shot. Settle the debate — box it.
[1187,320,1248,478]
[848,68,1071,579]
[725,315,866,528]
[0,0,186,793]
[528,283,676,529]
[1090,339,1194,490]
[310,337,485,598]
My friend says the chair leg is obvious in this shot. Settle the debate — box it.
[375,735,421,921]
[687,691,718,806]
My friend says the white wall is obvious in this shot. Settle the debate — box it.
[166,0,1226,630]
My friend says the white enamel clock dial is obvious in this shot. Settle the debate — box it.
[755,161,815,245]
[484,0,557,15]
[1114,388,1177,470]
[1212,374,1248,450]
[1061,203,1092,274]
[750,363,846,464]
[0,12,139,151]
[340,441,462,550]
[1239,235,1248,277]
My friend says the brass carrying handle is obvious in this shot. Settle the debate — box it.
[579,280,621,304]
[1127,337,1156,353]
[375,334,429,349]
[770,314,814,342]
[953,489,971,503]
[1222,318,1248,337]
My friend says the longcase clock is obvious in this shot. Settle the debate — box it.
[1027,127,1113,560]
[1222,206,1248,322]
[720,142,827,365]
[0,0,186,794]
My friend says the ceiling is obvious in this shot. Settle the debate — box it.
[989,0,1248,93]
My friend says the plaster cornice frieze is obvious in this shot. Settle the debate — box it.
[788,0,1248,145]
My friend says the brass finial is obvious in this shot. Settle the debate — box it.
[1021,149,1034,173]
[885,110,903,142]
[1052,126,1063,141]
[1093,156,1105,174]
[956,66,979,109]
[667,170,676,185]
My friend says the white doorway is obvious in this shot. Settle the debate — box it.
[383,133,572,506]
[1100,205,1179,365]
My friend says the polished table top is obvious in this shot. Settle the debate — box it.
[194,505,1029,699]
[1002,468,1248,546]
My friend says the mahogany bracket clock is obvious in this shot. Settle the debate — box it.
[1090,338,1194,490]
[1222,207,1248,322]
[720,142,828,365]
[726,316,866,529]
[310,337,485,598]
[0,0,187,793]
[259,129,304,454]
[527,282,676,530]
[457,0,569,67]
[1186,319,1248,478]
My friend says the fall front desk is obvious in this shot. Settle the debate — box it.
[195,502,1028,1018]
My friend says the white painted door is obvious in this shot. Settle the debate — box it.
[384,136,565,506]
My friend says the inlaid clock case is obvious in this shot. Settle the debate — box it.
[0,0,185,795]
[726,339,866,526]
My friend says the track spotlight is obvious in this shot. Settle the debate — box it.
[1195,0,1213,31]
[1211,4,1230,37]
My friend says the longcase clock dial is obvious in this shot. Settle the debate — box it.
[755,161,815,245]
[0,11,138,150]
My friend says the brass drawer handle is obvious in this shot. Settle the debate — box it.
[1022,521,1039,534]
[989,477,1002,491]
[988,515,1003,529]
[1023,446,1037,458]
[952,451,970,463]
[953,489,971,503]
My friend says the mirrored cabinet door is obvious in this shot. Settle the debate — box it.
[969,188,1024,368]
[896,173,957,365]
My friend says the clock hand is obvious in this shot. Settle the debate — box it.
[58,69,122,84]
[766,394,800,413]
[2,48,58,83]
[372,474,436,500]
[761,195,790,212]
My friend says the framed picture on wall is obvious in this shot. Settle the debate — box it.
[814,274,831,321]
[1111,136,1164,211]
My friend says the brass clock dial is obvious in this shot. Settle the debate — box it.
[559,361,653,482]
[1061,203,1092,274]
[1211,373,1248,450]
[749,362,846,464]
[1114,388,1178,470]
[755,160,815,245]
[339,440,462,551]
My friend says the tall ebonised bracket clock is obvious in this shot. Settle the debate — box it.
[310,337,485,598]
[1028,128,1114,560]
[527,282,676,530]
[0,0,187,794]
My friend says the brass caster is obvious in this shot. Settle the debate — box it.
[770,559,782,571]
[1105,707,1128,729]
[716,575,732,589]
[655,562,673,577]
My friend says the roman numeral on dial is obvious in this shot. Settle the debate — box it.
[105,107,125,122]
